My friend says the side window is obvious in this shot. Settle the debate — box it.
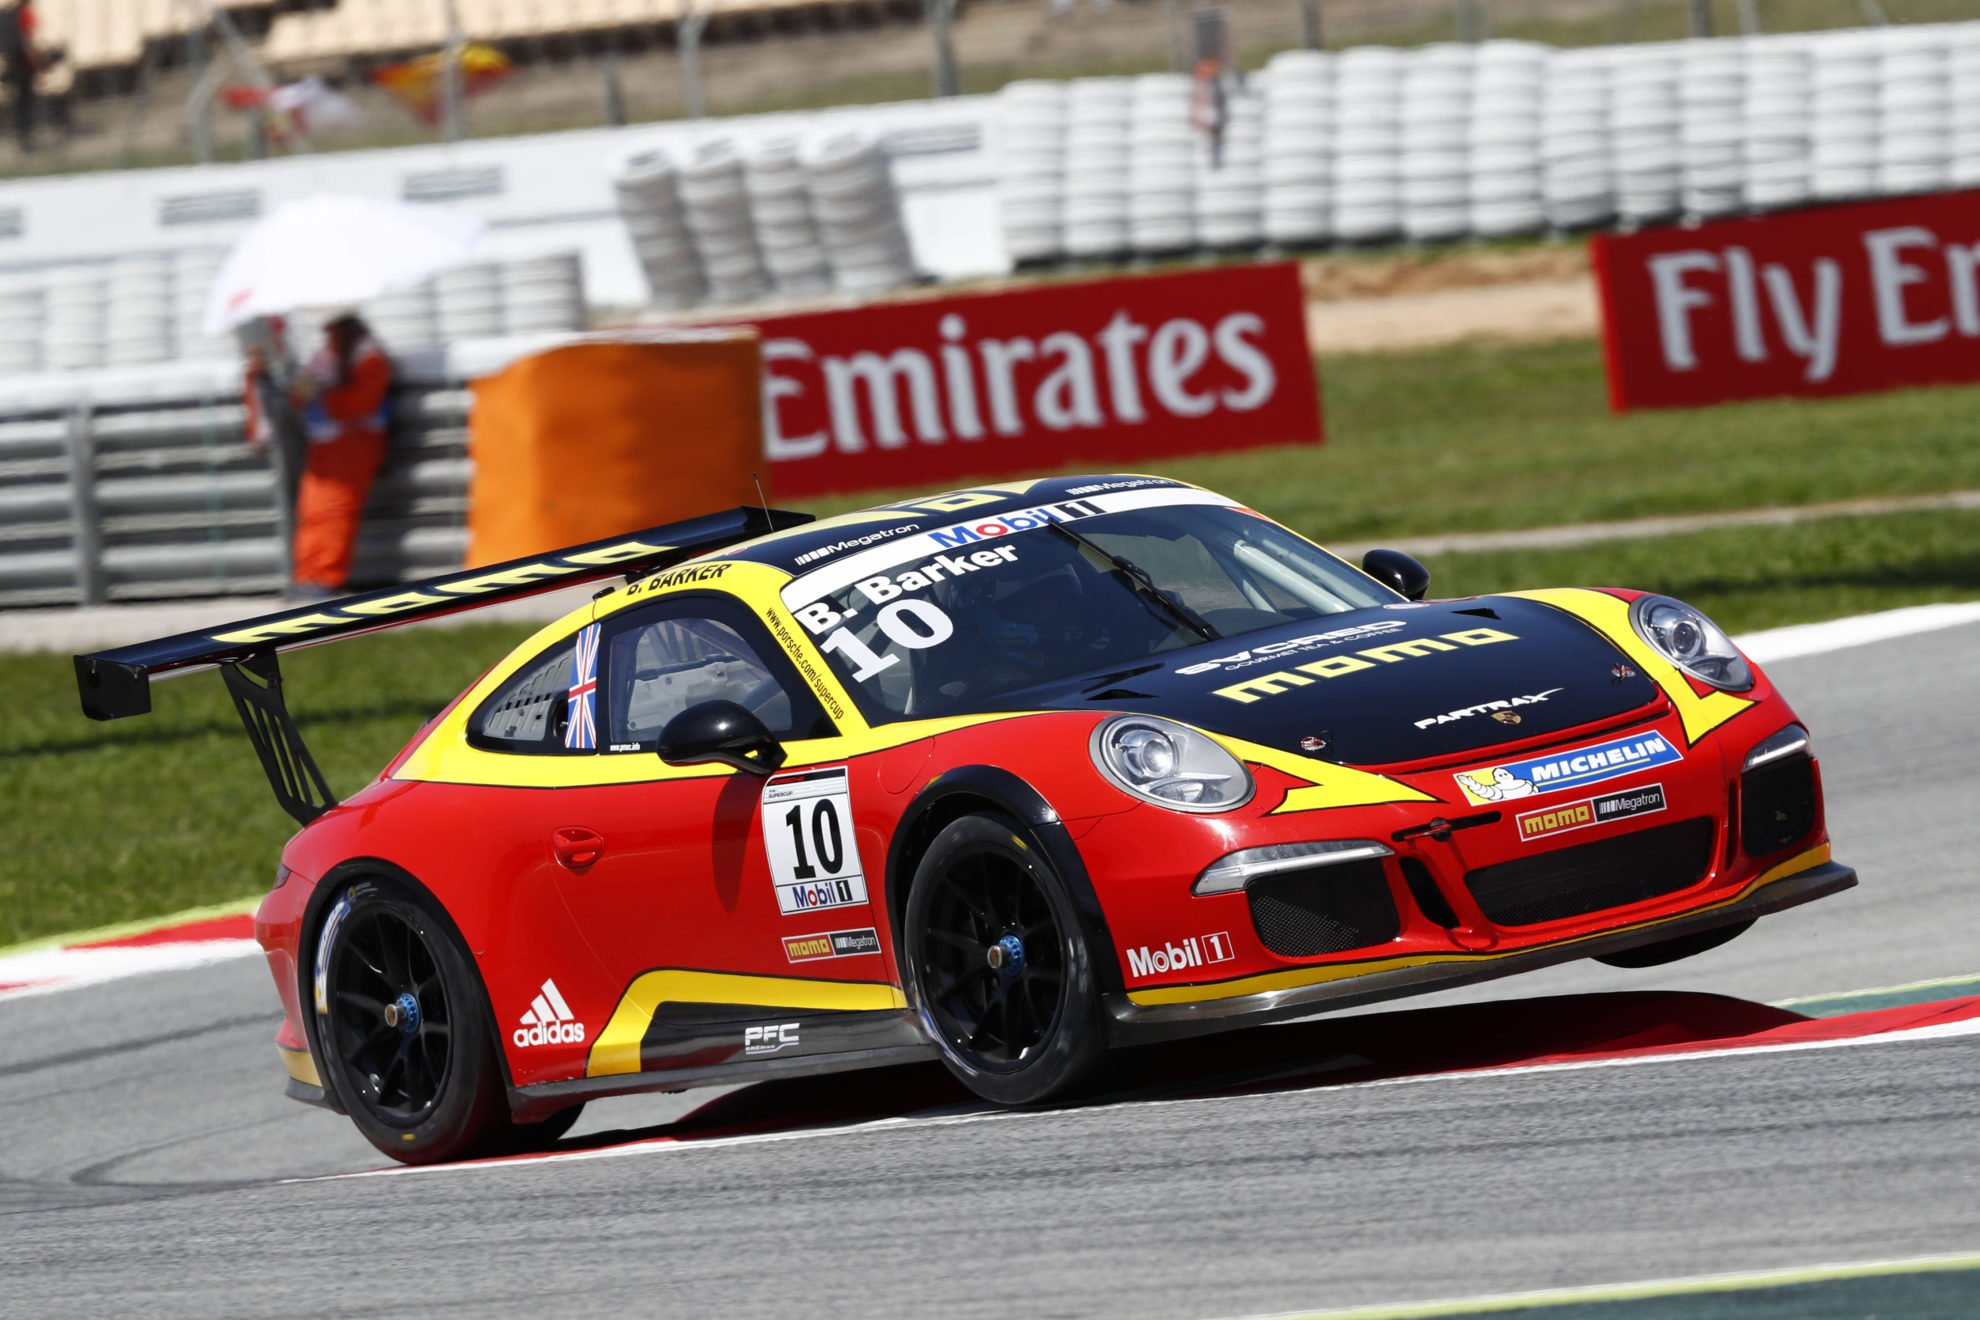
[467,637,580,754]
[605,602,824,750]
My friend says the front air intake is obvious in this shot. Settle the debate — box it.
[1246,859,1401,957]
[1741,753,1817,857]
[1463,817,1716,927]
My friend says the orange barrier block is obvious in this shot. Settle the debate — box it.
[467,331,764,567]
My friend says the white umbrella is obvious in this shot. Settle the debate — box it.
[201,194,485,335]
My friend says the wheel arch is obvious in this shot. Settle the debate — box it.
[295,857,517,1101]
[883,766,1125,996]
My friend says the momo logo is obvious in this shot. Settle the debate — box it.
[1124,932,1235,979]
[745,1023,800,1056]
[1518,782,1668,842]
[1454,732,1682,807]
[514,979,585,1047]
[1213,629,1519,703]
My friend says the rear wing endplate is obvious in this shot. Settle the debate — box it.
[73,505,812,823]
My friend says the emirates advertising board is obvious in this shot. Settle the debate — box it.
[748,262,1322,498]
[1593,189,1980,411]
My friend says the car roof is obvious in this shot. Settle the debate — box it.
[714,473,1199,577]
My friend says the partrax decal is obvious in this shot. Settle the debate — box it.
[762,767,870,915]
[783,928,883,962]
[1124,932,1236,979]
[1517,783,1668,842]
[514,979,586,1047]
[1414,688,1563,731]
[1176,620,1407,676]
[1213,628,1519,704]
[745,1023,800,1055]
[1454,732,1682,806]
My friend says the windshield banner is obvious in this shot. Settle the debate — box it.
[742,263,1321,498]
[1593,188,1980,411]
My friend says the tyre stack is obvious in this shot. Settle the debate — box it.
[173,248,235,361]
[360,281,440,352]
[434,261,505,342]
[612,149,704,311]
[745,139,833,298]
[1469,40,1547,238]
[1743,36,1814,212]
[0,282,43,375]
[1610,44,1683,226]
[1540,46,1614,231]
[1260,50,1334,249]
[44,267,108,372]
[1809,31,1879,201]
[1875,26,1949,197]
[105,253,176,366]
[1197,84,1264,252]
[500,253,586,334]
[1128,73,1197,256]
[1952,27,1980,187]
[1679,37,1746,219]
[681,140,771,306]
[1063,78,1132,261]
[1399,43,1473,244]
[996,80,1068,267]
[1333,47,1405,243]
[802,131,916,296]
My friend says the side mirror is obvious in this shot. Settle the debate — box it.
[1361,548,1431,602]
[657,700,787,776]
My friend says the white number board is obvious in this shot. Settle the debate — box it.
[761,766,870,916]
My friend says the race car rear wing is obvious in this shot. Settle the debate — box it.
[73,505,812,824]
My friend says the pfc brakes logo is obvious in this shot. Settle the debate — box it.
[1454,731,1683,806]
[746,1023,801,1056]
[514,979,585,1047]
[1124,932,1235,979]
[1518,783,1669,842]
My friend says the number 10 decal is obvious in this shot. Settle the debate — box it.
[761,766,870,916]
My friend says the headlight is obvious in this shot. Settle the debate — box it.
[1629,595,1753,692]
[1089,715,1254,813]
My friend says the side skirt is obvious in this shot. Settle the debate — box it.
[508,1042,941,1123]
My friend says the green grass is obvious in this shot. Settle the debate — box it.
[6,337,1980,946]
[806,337,1980,543]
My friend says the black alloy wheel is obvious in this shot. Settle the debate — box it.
[314,878,513,1163]
[905,812,1105,1105]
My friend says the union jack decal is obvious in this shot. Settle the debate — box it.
[566,623,601,750]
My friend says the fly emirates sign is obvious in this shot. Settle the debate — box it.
[749,263,1321,497]
[1593,189,1980,410]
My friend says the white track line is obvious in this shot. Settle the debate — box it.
[1736,601,1980,664]
[291,1005,1980,1183]
[1215,1249,1980,1319]
[0,939,260,1002]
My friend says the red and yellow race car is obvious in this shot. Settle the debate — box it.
[76,475,1852,1163]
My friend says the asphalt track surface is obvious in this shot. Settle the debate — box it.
[5,623,1979,1319]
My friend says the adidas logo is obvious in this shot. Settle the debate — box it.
[513,979,586,1047]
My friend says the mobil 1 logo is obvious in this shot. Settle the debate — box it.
[762,766,870,915]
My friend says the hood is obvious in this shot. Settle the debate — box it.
[1023,597,1662,767]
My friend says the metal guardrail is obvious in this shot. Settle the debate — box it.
[0,367,489,609]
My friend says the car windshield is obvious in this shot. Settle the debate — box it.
[785,504,1396,722]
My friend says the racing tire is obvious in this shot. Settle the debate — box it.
[312,877,513,1165]
[1595,918,1757,969]
[903,812,1106,1106]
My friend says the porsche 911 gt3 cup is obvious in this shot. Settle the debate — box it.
[76,475,1852,1163]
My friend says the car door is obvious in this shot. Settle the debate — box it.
[547,591,913,1077]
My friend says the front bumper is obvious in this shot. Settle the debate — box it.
[1102,846,1854,1046]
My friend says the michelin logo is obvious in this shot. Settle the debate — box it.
[1454,731,1682,806]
